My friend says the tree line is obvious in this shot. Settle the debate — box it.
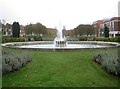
[64,24,95,37]
[64,24,109,38]
[2,21,109,38]
[74,24,95,36]
[24,23,57,36]
[2,22,57,38]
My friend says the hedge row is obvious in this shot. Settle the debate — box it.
[79,36,88,41]
[1,49,32,75]
[2,36,43,43]
[79,36,120,43]
[25,36,42,41]
[2,36,25,43]
[2,36,120,43]
[93,50,120,76]
[95,36,120,42]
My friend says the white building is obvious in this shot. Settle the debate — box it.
[105,17,120,37]
[93,17,120,37]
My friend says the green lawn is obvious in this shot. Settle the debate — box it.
[2,48,118,87]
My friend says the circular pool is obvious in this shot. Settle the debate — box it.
[2,41,120,50]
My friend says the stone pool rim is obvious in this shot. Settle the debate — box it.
[2,41,120,51]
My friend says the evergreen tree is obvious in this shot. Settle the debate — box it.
[12,22,20,37]
[104,24,109,37]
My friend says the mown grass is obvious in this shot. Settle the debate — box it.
[2,48,118,87]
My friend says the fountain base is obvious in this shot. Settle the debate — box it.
[55,40,67,47]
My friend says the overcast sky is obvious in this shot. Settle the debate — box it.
[0,0,119,29]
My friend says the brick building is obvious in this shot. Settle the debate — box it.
[108,17,120,37]
[93,17,120,37]
[93,20,104,36]
[20,25,25,36]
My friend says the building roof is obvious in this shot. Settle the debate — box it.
[111,17,120,21]
[93,20,104,25]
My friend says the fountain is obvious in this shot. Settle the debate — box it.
[1,24,120,50]
[54,27,67,47]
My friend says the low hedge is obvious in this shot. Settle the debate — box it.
[114,36,120,43]
[94,37,105,41]
[90,36,120,43]
[2,36,43,43]
[93,50,120,76]
[79,36,87,41]
[2,36,120,43]
[25,36,42,41]
[79,36,120,43]
[1,49,32,75]
[2,36,25,43]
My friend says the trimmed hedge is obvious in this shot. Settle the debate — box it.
[95,37,105,41]
[79,36,120,43]
[25,36,42,41]
[2,36,25,43]
[95,36,120,43]
[2,36,43,43]
[79,36,87,41]
[114,36,120,43]
[2,36,120,43]
[1,49,32,75]
[93,49,120,76]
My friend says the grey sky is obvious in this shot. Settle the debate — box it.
[0,0,119,29]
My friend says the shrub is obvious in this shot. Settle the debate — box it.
[103,38,115,42]
[114,36,120,43]
[2,35,43,43]
[2,49,32,75]
[93,50,119,76]
[25,36,42,41]
[95,37,105,41]
[104,38,109,42]
[93,52,107,65]
[2,36,25,43]
[79,36,87,41]
[108,38,115,42]
[95,36,120,43]
[34,36,42,41]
